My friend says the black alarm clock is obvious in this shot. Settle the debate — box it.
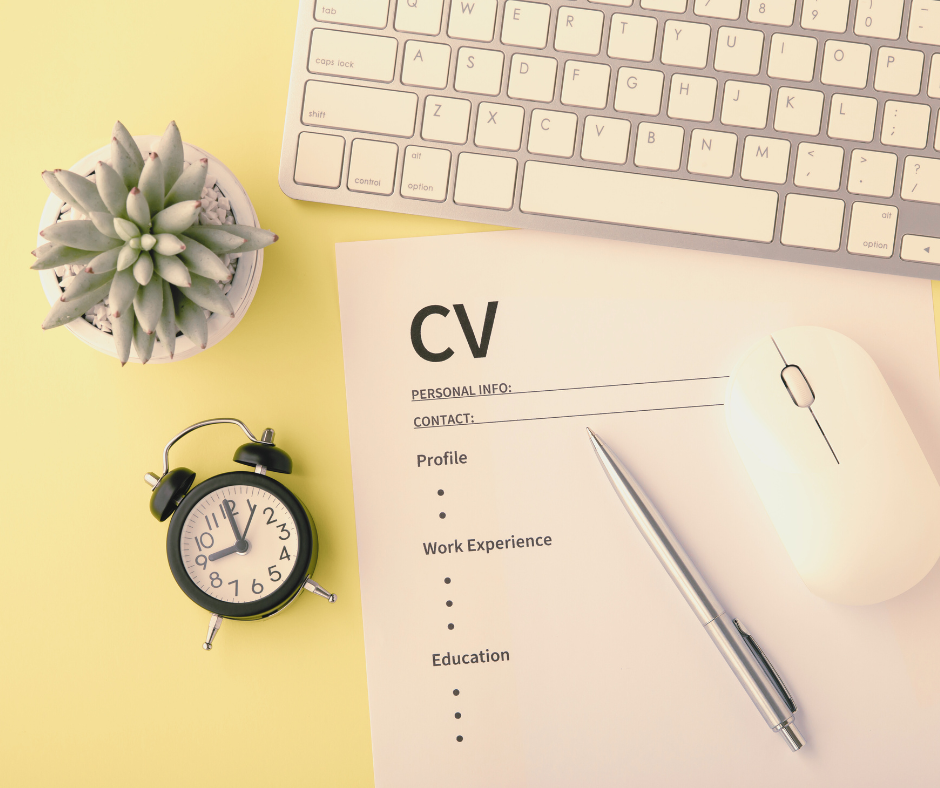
[144,418,335,650]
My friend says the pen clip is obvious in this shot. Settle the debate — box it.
[733,618,797,714]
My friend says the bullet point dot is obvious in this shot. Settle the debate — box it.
[455,712,461,719]
[453,689,459,696]
[444,577,451,584]
[438,489,444,496]
[446,600,453,607]
[448,623,454,630]
[439,512,446,519]
[456,736,463,742]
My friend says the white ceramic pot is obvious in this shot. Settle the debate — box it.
[36,134,264,364]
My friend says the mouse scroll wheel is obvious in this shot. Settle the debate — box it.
[781,365,815,408]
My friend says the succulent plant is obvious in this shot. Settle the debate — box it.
[33,121,278,364]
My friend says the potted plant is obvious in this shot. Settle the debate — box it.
[33,121,278,364]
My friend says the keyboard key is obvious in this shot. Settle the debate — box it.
[901,156,940,203]
[308,30,398,83]
[694,0,742,20]
[662,21,711,68]
[448,0,498,41]
[454,47,504,95]
[554,7,605,55]
[302,81,418,137]
[401,41,451,89]
[747,0,796,26]
[688,129,737,177]
[294,132,345,188]
[581,116,632,164]
[874,48,924,96]
[608,14,658,62]
[528,110,579,157]
[348,139,398,195]
[519,161,778,242]
[314,0,389,28]
[909,2,940,46]
[588,0,635,5]
[800,0,849,33]
[454,152,517,209]
[847,202,897,257]
[614,67,665,115]
[781,194,845,250]
[929,54,940,98]
[422,95,472,144]
[854,0,903,39]
[635,123,684,170]
[667,74,718,121]
[774,88,823,135]
[502,1,551,48]
[508,54,558,102]
[794,143,844,190]
[641,0,687,11]
[882,102,931,149]
[395,0,444,35]
[741,136,790,183]
[767,34,817,82]
[821,41,871,88]
[901,236,940,264]
[847,150,897,197]
[721,81,771,128]
[827,94,877,142]
[401,146,451,202]
[475,102,525,151]
[714,27,764,75]
[562,61,611,109]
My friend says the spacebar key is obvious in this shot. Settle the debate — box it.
[520,161,778,243]
[302,80,418,138]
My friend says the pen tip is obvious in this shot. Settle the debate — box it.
[586,427,597,439]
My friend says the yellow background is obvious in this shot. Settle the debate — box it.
[1,2,939,787]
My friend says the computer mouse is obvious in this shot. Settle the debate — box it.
[725,326,940,605]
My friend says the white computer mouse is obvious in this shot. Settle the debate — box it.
[725,326,940,605]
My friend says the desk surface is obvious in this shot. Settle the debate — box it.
[1,3,938,786]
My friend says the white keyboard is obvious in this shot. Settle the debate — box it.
[279,0,940,278]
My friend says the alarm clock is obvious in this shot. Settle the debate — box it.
[144,418,335,650]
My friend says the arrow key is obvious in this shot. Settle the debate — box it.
[901,235,940,265]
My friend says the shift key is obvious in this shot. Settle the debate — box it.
[302,81,418,137]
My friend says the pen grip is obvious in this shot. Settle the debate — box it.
[704,613,795,730]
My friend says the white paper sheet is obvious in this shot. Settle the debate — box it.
[336,230,940,787]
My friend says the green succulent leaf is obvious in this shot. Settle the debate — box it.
[133,273,163,333]
[184,273,233,317]
[84,246,122,274]
[113,217,140,241]
[152,200,200,234]
[111,137,141,189]
[117,244,140,271]
[140,234,156,251]
[41,171,78,212]
[166,157,207,205]
[133,251,154,286]
[212,225,278,253]
[61,270,116,302]
[88,211,121,240]
[179,237,231,282]
[40,221,123,252]
[174,289,208,349]
[95,161,128,218]
[155,121,184,196]
[55,169,109,216]
[139,152,165,215]
[133,314,156,364]
[181,226,246,255]
[156,280,177,358]
[112,303,135,366]
[109,267,139,318]
[41,281,111,330]
[126,187,151,230]
[113,121,144,171]
[153,253,191,288]
[153,233,186,256]
[30,245,97,271]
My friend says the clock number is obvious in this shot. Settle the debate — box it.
[196,555,208,570]
[221,500,238,520]
[263,507,277,525]
[228,579,239,597]
[196,532,214,550]
[209,572,222,588]
[205,514,220,530]
[276,524,290,541]
[268,566,282,582]
[252,579,264,595]
[280,546,292,561]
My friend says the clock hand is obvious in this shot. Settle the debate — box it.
[223,499,242,542]
[208,543,243,562]
[241,499,258,539]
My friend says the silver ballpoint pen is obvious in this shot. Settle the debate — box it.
[586,428,805,752]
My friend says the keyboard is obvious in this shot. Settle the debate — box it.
[279,0,940,278]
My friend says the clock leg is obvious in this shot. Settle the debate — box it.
[304,577,337,603]
[202,613,223,650]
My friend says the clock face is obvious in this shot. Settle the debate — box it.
[180,484,299,605]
